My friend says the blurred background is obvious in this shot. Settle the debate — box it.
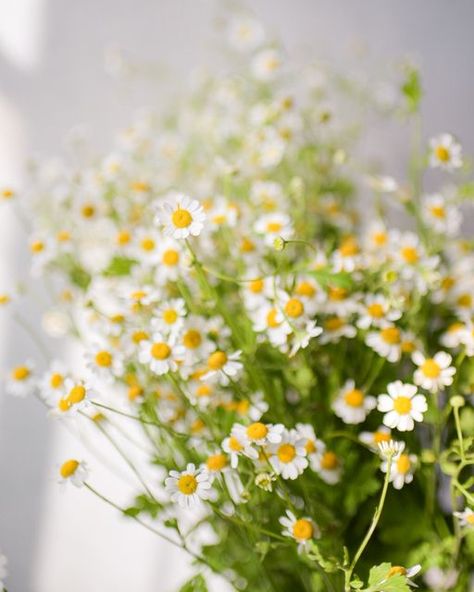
[0,1,473,590]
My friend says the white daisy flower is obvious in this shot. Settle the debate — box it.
[151,298,187,335]
[202,349,243,385]
[231,421,284,447]
[289,320,323,357]
[459,321,474,356]
[311,450,342,484]
[165,463,212,509]
[133,229,161,265]
[156,193,206,239]
[204,452,229,474]
[85,344,124,382]
[295,423,325,472]
[254,212,293,246]
[422,193,461,236]
[252,48,282,81]
[243,275,275,310]
[366,324,403,363]
[377,381,427,432]
[154,238,184,284]
[251,180,284,211]
[58,459,89,487]
[279,509,320,553]
[412,351,456,392]
[359,426,392,451]
[251,303,292,348]
[267,429,308,480]
[332,380,376,425]
[429,133,462,170]
[319,316,356,344]
[222,432,258,468]
[5,361,36,397]
[381,442,417,489]
[453,507,474,528]
[357,294,401,330]
[138,332,185,375]
[440,321,466,350]
[332,236,363,272]
[38,361,68,402]
[228,16,265,52]
[52,378,93,417]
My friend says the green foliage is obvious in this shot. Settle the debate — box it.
[179,574,208,592]
[401,66,422,113]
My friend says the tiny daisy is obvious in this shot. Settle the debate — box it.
[412,350,456,392]
[422,193,461,236]
[85,344,124,382]
[228,16,265,52]
[377,381,427,431]
[58,459,89,487]
[359,426,392,451]
[312,450,342,484]
[53,378,92,416]
[332,380,376,425]
[204,453,229,474]
[138,332,185,375]
[202,349,243,385]
[429,133,462,170]
[254,212,293,246]
[232,421,284,447]
[357,294,401,330]
[279,510,320,553]
[39,361,68,403]
[319,316,356,344]
[453,507,474,528]
[154,238,184,284]
[151,298,187,335]
[381,441,417,489]
[295,423,325,471]
[267,429,308,480]
[165,463,213,508]
[366,324,403,363]
[5,361,36,397]
[156,193,206,239]
[252,48,282,81]
[222,432,258,468]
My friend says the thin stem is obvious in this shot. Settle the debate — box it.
[453,406,465,462]
[345,455,393,590]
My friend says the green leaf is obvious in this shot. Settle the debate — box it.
[308,268,353,289]
[368,563,391,586]
[103,256,137,277]
[179,574,208,592]
[123,506,140,518]
[367,563,411,592]
[401,66,422,113]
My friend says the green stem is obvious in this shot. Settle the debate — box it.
[344,455,393,590]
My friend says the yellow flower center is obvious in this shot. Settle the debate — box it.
[141,237,156,251]
[285,298,304,318]
[321,451,338,470]
[228,436,243,452]
[401,339,415,353]
[373,231,387,246]
[117,230,131,245]
[196,384,212,397]
[401,246,419,264]
[130,181,150,192]
[60,459,79,479]
[305,439,316,454]
[132,330,149,344]
[380,327,401,344]
[277,443,296,463]
[1,188,14,199]
[172,208,193,228]
[367,303,384,318]
[12,366,30,381]
[95,351,112,367]
[81,204,95,218]
[295,282,316,297]
[128,384,143,401]
[151,342,171,360]
[324,316,344,331]
[466,514,474,525]
[240,237,255,253]
[396,454,411,475]
[266,308,281,328]
[162,249,179,266]
[430,205,445,219]
[421,358,441,378]
[68,385,86,404]
[183,329,202,349]
[457,293,472,308]
[267,221,282,233]
[0,293,11,305]
[249,278,264,293]
[30,240,45,253]
[58,398,71,412]
[163,309,178,324]
[207,351,227,370]
[393,396,412,414]
[328,287,347,301]
[177,474,198,495]
[206,454,227,472]
[50,373,64,389]
[339,237,359,257]
[435,145,450,162]
[344,389,364,407]
[292,519,313,540]
[246,422,268,440]
[57,230,71,242]
[374,431,391,444]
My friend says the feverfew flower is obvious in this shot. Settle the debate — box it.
[332,380,376,424]
[5,361,36,397]
[453,507,474,528]
[85,344,124,382]
[231,421,284,447]
[357,294,401,330]
[165,463,212,509]
[138,332,185,375]
[279,510,320,553]
[228,16,265,52]
[381,441,417,489]
[412,351,456,392]
[422,193,461,236]
[377,381,427,431]
[429,133,462,170]
[312,450,342,484]
[58,459,89,487]
[202,349,243,385]
[156,193,206,239]
[359,426,392,451]
[53,378,92,417]
[366,324,403,362]
[254,212,293,246]
[252,48,282,81]
[222,432,258,468]
[267,429,308,480]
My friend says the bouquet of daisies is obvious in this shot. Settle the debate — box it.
[2,11,474,592]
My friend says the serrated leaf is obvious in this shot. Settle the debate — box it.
[103,256,137,277]
[368,563,392,586]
